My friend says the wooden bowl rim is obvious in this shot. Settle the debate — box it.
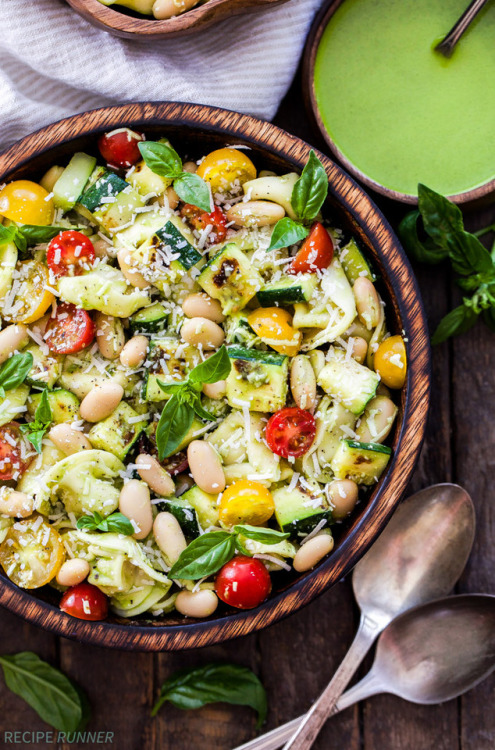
[0,101,431,651]
[302,0,495,206]
[65,0,286,38]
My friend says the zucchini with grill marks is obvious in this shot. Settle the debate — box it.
[88,402,148,460]
[225,346,289,412]
[198,243,263,315]
[27,389,79,424]
[272,483,332,536]
[257,274,318,306]
[129,302,168,333]
[77,171,145,232]
[318,347,379,415]
[330,439,391,485]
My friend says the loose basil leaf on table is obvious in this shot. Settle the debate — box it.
[169,531,236,580]
[431,304,479,346]
[267,217,309,252]
[77,510,134,535]
[398,211,448,265]
[0,651,90,732]
[0,351,33,399]
[233,525,290,544]
[19,389,52,453]
[151,662,268,728]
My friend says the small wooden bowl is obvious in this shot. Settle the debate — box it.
[303,0,495,206]
[65,0,288,39]
[0,102,430,651]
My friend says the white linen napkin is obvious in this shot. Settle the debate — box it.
[0,0,322,149]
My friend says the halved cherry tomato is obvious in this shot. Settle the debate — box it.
[98,128,144,169]
[0,422,30,481]
[373,335,407,389]
[215,556,271,609]
[46,231,95,278]
[196,148,257,195]
[3,260,55,325]
[219,480,274,528]
[0,515,65,589]
[60,581,108,621]
[180,204,227,244]
[289,222,334,275]
[0,180,54,226]
[265,407,316,458]
[44,302,95,354]
[247,307,302,357]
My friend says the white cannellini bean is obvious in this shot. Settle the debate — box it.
[136,454,175,497]
[353,277,381,330]
[117,248,149,290]
[326,479,359,520]
[290,355,317,411]
[182,161,198,174]
[91,236,113,259]
[79,382,124,423]
[120,336,149,369]
[226,200,285,228]
[349,336,368,365]
[56,558,90,587]
[49,423,92,455]
[175,590,219,618]
[156,186,179,210]
[187,440,225,493]
[293,532,334,572]
[356,396,398,444]
[182,293,225,323]
[0,488,33,518]
[180,317,225,350]
[95,312,125,360]
[40,165,64,193]
[0,324,29,364]
[202,380,227,400]
[153,0,200,19]
[119,479,153,540]
[153,512,187,564]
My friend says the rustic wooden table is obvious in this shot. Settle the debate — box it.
[2,71,495,750]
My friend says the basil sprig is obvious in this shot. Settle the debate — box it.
[138,141,212,213]
[20,389,52,453]
[0,651,90,732]
[77,510,134,535]
[169,526,289,580]
[0,224,87,255]
[267,150,328,252]
[399,183,495,344]
[151,662,267,728]
[0,351,33,399]
[155,345,231,460]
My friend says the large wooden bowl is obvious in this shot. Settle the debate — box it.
[65,0,288,39]
[0,102,430,650]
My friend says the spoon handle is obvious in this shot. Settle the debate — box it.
[436,0,489,56]
[281,613,382,750]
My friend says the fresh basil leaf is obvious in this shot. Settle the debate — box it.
[267,217,308,252]
[76,515,98,531]
[0,225,18,246]
[431,304,479,345]
[447,231,494,276]
[19,226,66,246]
[21,429,45,454]
[174,172,212,213]
[0,652,89,732]
[483,306,495,333]
[190,394,217,422]
[188,345,231,385]
[77,511,134,535]
[0,352,33,393]
[417,183,464,248]
[20,390,52,453]
[398,211,448,265]
[233,525,290,544]
[35,388,52,425]
[157,380,188,396]
[138,140,182,178]
[152,662,267,728]
[156,395,195,460]
[291,150,328,223]
[169,531,236,580]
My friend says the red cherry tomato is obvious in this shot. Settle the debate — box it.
[180,204,227,244]
[60,582,108,621]
[289,222,334,275]
[98,128,144,169]
[0,422,30,481]
[215,556,272,610]
[265,407,316,458]
[45,302,95,355]
[46,231,95,278]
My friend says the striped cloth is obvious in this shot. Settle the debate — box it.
[0,0,322,148]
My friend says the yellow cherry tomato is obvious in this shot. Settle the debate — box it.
[197,148,257,195]
[374,335,407,389]
[248,307,302,357]
[3,260,55,324]
[0,180,55,226]
[219,480,275,528]
[0,515,65,589]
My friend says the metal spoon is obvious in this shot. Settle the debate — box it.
[236,594,495,750]
[236,483,475,750]
[435,0,489,57]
